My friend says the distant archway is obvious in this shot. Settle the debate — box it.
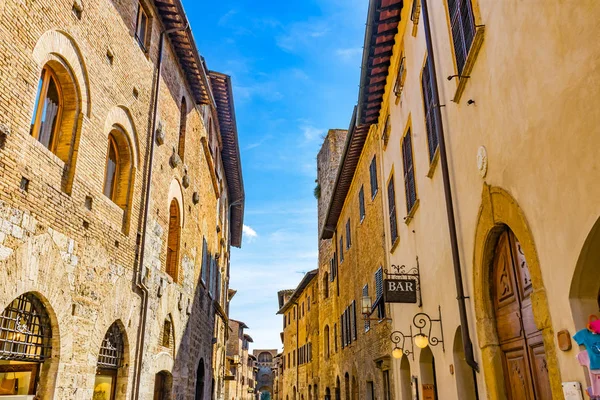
[195,359,205,400]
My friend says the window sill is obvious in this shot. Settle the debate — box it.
[426,147,440,178]
[390,236,400,254]
[453,25,485,103]
[403,199,420,225]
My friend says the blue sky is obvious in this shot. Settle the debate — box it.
[186,0,368,350]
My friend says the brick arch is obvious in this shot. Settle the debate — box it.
[0,233,74,400]
[32,30,91,117]
[104,105,140,169]
[473,184,561,399]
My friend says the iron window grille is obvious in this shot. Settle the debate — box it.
[402,129,417,213]
[421,57,439,162]
[97,323,124,369]
[449,0,476,75]
[0,293,52,362]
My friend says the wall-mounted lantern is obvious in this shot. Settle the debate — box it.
[390,306,445,358]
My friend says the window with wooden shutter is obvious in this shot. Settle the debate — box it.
[340,314,345,349]
[422,57,439,162]
[339,237,344,263]
[166,200,181,282]
[402,129,417,214]
[346,219,351,249]
[448,0,476,75]
[393,56,407,98]
[359,186,365,221]
[352,301,357,341]
[374,267,386,319]
[370,156,378,199]
[201,238,208,284]
[387,176,398,245]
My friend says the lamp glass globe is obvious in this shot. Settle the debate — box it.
[414,334,429,349]
[392,347,404,359]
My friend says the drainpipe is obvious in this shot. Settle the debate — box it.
[420,0,479,375]
[131,24,189,400]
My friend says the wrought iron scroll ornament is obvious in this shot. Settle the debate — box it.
[413,305,445,351]
[383,257,422,306]
[390,326,414,360]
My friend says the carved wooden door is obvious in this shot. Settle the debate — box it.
[492,229,551,400]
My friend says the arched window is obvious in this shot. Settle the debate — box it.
[324,325,330,359]
[103,128,133,209]
[178,96,187,161]
[333,324,337,352]
[0,293,52,396]
[29,62,80,170]
[93,322,125,400]
[258,352,273,363]
[323,273,329,299]
[166,199,181,282]
[30,67,62,151]
[162,317,174,349]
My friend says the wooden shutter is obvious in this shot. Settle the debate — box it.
[370,156,378,198]
[359,186,365,220]
[449,0,476,74]
[387,177,398,244]
[340,314,345,348]
[346,219,351,249]
[402,130,417,213]
[339,237,344,262]
[201,238,208,284]
[352,301,357,341]
[422,58,439,161]
[363,285,370,331]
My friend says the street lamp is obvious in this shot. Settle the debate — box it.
[361,295,371,315]
[414,333,429,349]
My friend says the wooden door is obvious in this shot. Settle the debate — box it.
[492,229,551,400]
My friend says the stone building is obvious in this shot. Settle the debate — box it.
[272,354,283,400]
[348,0,600,399]
[252,349,278,399]
[277,271,319,400]
[0,0,244,398]
[224,320,255,400]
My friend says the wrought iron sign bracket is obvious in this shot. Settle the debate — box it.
[390,326,414,361]
[413,305,445,352]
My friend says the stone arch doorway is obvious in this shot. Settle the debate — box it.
[335,376,341,400]
[153,370,172,400]
[399,355,411,400]
[419,346,438,400]
[570,214,600,327]
[453,327,476,400]
[195,359,205,400]
[491,227,551,399]
[473,185,560,399]
[0,293,54,398]
[344,373,349,400]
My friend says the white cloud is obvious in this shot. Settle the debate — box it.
[243,224,258,240]
[301,125,325,143]
[335,47,363,63]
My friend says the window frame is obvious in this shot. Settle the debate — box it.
[30,67,63,153]
[166,199,181,282]
[103,134,120,202]
[135,2,150,52]
[178,96,187,161]
[448,0,476,76]
[345,219,351,250]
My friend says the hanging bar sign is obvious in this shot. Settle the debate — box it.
[384,278,418,303]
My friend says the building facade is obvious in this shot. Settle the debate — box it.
[224,320,256,400]
[353,0,600,400]
[0,0,244,398]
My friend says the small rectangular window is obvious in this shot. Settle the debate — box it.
[339,236,344,263]
[388,176,398,245]
[359,186,366,221]
[135,3,149,51]
[370,156,378,199]
[346,219,351,249]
